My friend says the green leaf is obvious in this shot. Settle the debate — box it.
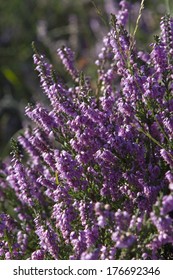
[1,67,20,87]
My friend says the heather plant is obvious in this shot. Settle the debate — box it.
[0,0,170,158]
[0,1,173,260]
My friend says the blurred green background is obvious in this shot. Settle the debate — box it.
[0,0,172,158]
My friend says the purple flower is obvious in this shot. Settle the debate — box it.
[160,149,173,168]
[30,249,45,260]
[57,47,78,80]
[34,216,59,259]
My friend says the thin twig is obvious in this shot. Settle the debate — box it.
[130,0,145,50]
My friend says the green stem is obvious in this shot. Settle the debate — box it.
[130,0,145,51]
[132,123,173,160]
[166,0,170,14]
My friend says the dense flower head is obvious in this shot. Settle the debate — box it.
[0,1,173,259]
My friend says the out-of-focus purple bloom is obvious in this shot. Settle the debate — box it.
[30,249,45,260]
